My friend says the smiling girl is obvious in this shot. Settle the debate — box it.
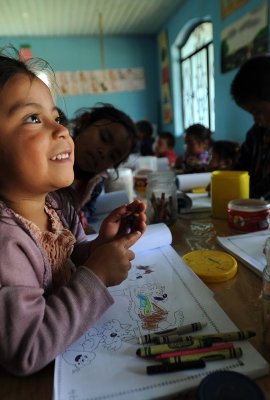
[0,50,146,376]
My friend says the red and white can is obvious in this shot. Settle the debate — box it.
[227,199,270,232]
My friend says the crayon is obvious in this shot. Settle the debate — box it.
[152,330,255,345]
[155,342,234,361]
[136,338,211,358]
[189,330,255,343]
[138,321,207,345]
[146,359,205,375]
[162,347,243,364]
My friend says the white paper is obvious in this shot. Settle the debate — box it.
[54,225,269,400]
[176,172,211,192]
[217,230,270,276]
[88,190,129,232]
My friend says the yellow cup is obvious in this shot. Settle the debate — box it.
[211,171,249,219]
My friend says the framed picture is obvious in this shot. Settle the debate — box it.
[221,0,248,19]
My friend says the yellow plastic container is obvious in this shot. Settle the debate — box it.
[211,171,249,219]
[183,250,238,283]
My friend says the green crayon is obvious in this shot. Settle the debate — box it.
[162,347,243,364]
[136,338,210,358]
[192,330,255,343]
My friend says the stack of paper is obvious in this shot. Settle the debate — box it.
[217,230,270,276]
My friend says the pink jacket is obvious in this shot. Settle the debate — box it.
[0,194,113,376]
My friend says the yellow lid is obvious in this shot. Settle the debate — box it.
[182,250,237,283]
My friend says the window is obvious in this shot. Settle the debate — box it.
[179,22,214,131]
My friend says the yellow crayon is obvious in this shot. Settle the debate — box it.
[136,338,210,358]
[162,347,243,364]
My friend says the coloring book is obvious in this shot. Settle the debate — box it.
[54,224,269,400]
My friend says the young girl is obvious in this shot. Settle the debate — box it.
[175,124,212,173]
[153,131,176,167]
[0,50,146,376]
[207,140,240,171]
[70,104,137,232]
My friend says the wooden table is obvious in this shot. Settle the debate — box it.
[1,213,270,400]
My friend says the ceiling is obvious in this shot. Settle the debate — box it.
[0,0,185,37]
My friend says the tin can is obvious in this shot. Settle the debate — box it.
[227,199,270,232]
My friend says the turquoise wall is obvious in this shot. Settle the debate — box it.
[0,36,159,123]
[161,0,270,152]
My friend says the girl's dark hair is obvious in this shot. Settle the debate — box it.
[210,140,240,165]
[185,124,212,144]
[71,103,137,152]
[0,46,56,92]
[158,131,175,148]
[136,120,153,138]
[230,54,270,105]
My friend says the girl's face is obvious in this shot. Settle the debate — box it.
[241,100,270,128]
[0,74,74,200]
[74,120,132,174]
[185,135,206,156]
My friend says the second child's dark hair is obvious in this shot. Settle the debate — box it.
[231,54,270,105]
[72,103,137,154]
[158,131,175,148]
[210,140,240,166]
[136,120,153,138]
[185,124,212,144]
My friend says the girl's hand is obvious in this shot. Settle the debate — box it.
[91,199,146,250]
[84,231,141,287]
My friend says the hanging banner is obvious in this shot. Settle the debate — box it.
[158,31,173,124]
[55,67,145,96]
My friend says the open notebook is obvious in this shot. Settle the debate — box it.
[217,230,270,276]
[54,224,269,400]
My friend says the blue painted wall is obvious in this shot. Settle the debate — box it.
[0,36,159,123]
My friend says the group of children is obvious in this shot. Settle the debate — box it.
[135,119,240,175]
[1,46,270,378]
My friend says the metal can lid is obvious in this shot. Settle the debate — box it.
[228,198,270,212]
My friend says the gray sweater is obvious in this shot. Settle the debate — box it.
[0,194,113,376]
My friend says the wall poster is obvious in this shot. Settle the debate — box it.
[221,0,268,73]
[55,67,145,96]
[220,0,248,19]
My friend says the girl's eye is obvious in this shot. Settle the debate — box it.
[25,114,41,124]
[55,116,61,124]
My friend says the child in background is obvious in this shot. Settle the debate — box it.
[135,119,155,156]
[175,124,212,173]
[207,140,240,171]
[0,50,146,376]
[231,54,270,200]
[153,131,176,167]
[70,104,137,232]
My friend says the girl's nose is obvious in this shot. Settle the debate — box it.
[53,123,70,139]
